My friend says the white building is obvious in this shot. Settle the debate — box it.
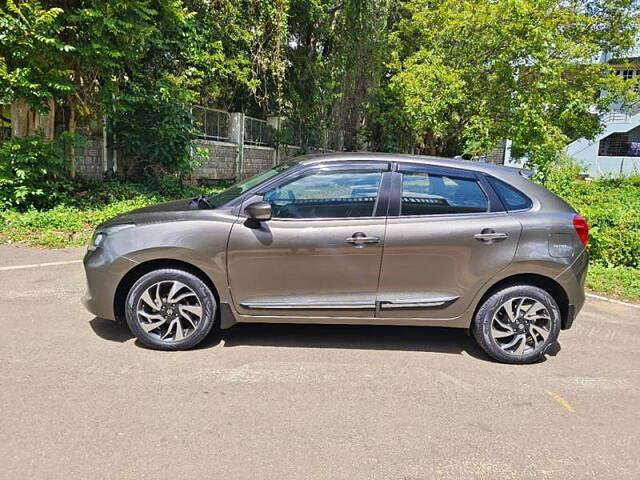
[565,44,640,177]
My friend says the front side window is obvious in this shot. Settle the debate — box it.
[205,162,294,208]
[263,169,383,219]
[400,171,488,216]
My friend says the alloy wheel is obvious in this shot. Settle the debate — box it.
[136,281,203,342]
[490,297,552,356]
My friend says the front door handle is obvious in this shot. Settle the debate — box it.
[346,232,380,248]
[474,229,509,243]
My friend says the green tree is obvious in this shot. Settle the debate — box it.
[1,0,291,179]
[378,0,640,171]
[285,0,397,150]
[0,0,73,110]
[186,0,289,115]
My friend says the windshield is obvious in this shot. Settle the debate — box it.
[205,162,295,208]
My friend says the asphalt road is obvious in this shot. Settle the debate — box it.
[0,244,639,479]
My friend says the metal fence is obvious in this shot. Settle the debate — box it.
[190,106,341,151]
[602,103,640,124]
[603,111,632,124]
[0,127,10,144]
[326,129,341,151]
[192,105,230,141]
[280,118,302,146]
[244,115,271,146]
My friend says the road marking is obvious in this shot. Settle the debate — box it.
[586,292,640,310]
[0,259,82,272]
[545,390,574,413]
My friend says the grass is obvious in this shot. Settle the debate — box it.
[586,264,640,302]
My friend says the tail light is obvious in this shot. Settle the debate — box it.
[573,214,589,246]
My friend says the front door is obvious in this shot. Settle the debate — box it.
[376,164,522,319]
[227,163,391,318]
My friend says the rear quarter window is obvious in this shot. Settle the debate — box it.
[487,176,532,211]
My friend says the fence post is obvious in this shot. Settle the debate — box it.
[229,112,245,180]
[267,115,281,166]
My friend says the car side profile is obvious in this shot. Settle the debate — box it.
[83,153,588,364]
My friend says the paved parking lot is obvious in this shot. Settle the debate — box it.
[0,244,639,479]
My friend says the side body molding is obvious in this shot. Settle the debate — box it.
[377,296,459,310]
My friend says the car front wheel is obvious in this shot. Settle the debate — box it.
[125,268,217,350]
[472,285,561,364]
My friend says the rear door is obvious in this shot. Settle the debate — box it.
[227,162,391,318]
[376,163,522,319]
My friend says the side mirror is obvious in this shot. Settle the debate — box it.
[244,201,272,221]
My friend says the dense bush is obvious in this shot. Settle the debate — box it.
[0,135,73,210]
[542,159,640,268]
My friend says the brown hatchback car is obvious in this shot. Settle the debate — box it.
[83,153,588,364]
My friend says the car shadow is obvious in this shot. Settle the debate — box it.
[202,323,497,362]
[89,317,560,364]
[89,317,135,343]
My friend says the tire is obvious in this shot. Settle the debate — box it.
[125,268,217,350]
[471,284,561,364]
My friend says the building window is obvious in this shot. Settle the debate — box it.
[598,133,640,157]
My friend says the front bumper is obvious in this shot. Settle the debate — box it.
[83,247,138,320]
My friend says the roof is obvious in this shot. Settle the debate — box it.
[295,152,522,176]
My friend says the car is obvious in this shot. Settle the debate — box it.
[83,153,588,364]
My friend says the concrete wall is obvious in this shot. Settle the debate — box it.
[75,136,104,179]
[277,144,303,164]
[75,136,303,182]
[242,145,275,179]
[192,140,238,181]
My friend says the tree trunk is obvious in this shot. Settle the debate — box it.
[33,98,55,140]
[10,100,33,137]
[10,98,55,139]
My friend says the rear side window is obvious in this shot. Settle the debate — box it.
[400,172,488,215]
[487,177,532,211]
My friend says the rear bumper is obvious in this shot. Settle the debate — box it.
[556,249,588,330]
[563,304,577,330]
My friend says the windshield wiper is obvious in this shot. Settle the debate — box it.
[189,195,212,209]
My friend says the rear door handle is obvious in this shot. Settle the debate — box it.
[474,231,509,242]
[346,232,380,248]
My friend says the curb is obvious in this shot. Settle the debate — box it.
[585,292,640,309]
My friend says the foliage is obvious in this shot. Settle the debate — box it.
[0,180,213,248]
[0,134,73,210]
[111,85,199,178]
[0,0,74,110]
[1,0,292,177]
[284,0,398,150]
[541,159,640,268]
[3,0,638,165]
[380,0,640,165]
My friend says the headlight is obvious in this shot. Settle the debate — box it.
[88,224,135,251]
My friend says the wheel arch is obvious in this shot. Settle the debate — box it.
[472,273,570,329]
[113,259,221,323]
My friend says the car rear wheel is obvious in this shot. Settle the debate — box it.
[125,269,217,350]
[472,285,561,364]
